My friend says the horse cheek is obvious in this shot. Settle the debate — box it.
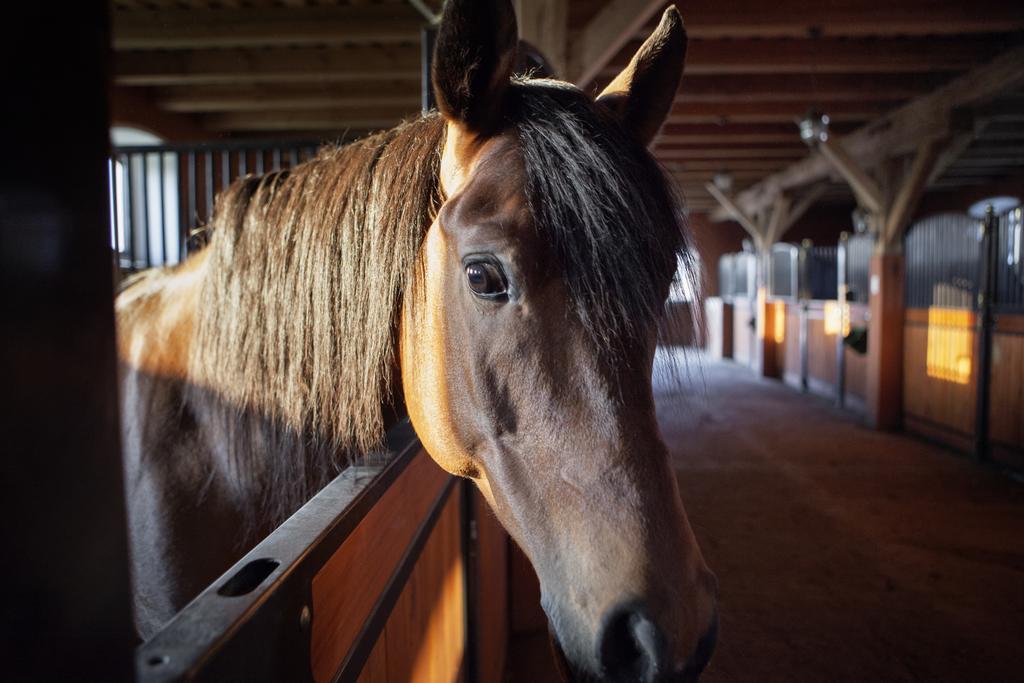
[399,225,477,479]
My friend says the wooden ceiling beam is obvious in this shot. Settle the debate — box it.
[677,73,948,103]
[157,83,420,113]
[626,0,1024,40]
[655,124,853,145]
[204,109,413,133]
[655,147,807,160]
[566,0,665,87]
[604,36,1017,78]
[667,100,887,125]
[115,47,421,86]
[712,44,1024,222]
[112,6,423,50]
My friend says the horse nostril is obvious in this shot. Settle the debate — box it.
[598,603,667,683]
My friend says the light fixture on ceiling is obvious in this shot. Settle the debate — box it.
[799,110,830,147]
[851,207,871,234]
[712,171,734,193]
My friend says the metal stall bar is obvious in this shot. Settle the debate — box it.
[975,207,998,461]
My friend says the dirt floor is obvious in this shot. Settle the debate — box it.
[507,355,1024,682]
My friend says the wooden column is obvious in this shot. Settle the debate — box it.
[1,2,136,679]
[866,253,906,430]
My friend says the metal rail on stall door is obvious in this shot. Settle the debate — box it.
[135,420,459,683]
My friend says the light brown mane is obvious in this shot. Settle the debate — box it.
[187,113,445,524]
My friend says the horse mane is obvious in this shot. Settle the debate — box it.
[188,113,445,526]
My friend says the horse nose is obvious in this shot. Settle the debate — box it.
[598,602,667,682]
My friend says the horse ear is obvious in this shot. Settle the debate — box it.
[595,7,687,146]
[432,0,518,135]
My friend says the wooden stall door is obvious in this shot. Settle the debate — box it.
[989,315,1024,467]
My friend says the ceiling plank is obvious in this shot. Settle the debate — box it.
[604,36,1019,78]
[667,100,889,125]
[157,83,420,112]
[112,6,423,50]
[115,47,421,86]
[677,73,949,103]
[205,109,417,133]
[627,0,1024,40]
[713,44,1024,221]
[655,147,807,160]
[566,0,665,87]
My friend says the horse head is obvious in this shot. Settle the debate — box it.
[400,1,718,680]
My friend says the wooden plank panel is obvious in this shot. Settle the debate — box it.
[902,314,977,437]
[783,306,801,388]
[310,450,449,683]
[382,492,464,683]
[989,321,1024,452]
[475,491,509,683]
[844,303,871,401]
[807,316,838,391]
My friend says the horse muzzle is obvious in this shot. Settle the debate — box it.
[549,603,719,683]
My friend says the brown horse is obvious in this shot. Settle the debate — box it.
[116,1,717,679]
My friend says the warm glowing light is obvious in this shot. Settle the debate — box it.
[926,307,973,385]
[823,301,843,336]
[772,301,786,343]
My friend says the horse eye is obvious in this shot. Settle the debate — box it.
[465,262,507,297]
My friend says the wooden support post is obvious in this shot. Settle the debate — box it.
[567,0,665,87]
[865,253,905,430]
[818,135,884,215]
[705,182,763,245]
[883,140,942,250]
[515,0,568,78]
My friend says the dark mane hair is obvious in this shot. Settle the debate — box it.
[189,114,445,526]
[510,79,692,350]
[186,79,693,527]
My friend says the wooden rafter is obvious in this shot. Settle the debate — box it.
[882,141,943,247]
[115,47,421,86]
[817,136,884,214]
[676,73,943,103]
[157,83,420,113]
[605,36,1011,78]
[624,0,1024,40]
[712,43,1024,222]
[566,0,665,88]
[112,6,423,50]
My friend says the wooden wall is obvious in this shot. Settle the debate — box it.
[475,492,509,683]
[307,451,508,683]
[704,297,733,360]
[806,301,838,396]
[844,303,871,409]
[990,314,1024,466]
[783,304,802,388]
[903,308,977,444]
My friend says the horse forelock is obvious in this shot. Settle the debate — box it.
[510,79,695,353]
